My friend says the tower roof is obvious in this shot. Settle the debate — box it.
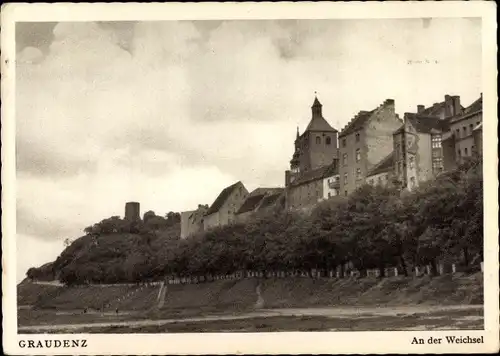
[305,96,338,133]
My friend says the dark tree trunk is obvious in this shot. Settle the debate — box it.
[399,255,409,277]
[463,247,469,266]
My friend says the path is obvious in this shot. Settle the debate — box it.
[18,304,482,333]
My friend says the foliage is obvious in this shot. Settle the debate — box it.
[28,165,483,284]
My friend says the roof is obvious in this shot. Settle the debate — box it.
[236,188,284,214]
[406,114,449,134]
[206,181,243,215]
[450,96,482,123]
[420,102,447,116]
[367,152,395,177]
[303,96,337,133]
[259,193,282,209]
[473,122,482,131]
[305,116,338,132]
[338,110,374,138]
[393,124,405,135]
[236,195,265,214]
[289,161,338,187]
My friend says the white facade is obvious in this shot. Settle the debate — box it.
[322,174,340,199]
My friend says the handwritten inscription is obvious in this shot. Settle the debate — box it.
[407,59,439,65]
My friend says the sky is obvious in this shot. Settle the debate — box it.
[15,18,482,282]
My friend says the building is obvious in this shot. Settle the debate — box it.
[235,188,284,223]
[203,181,248,230]
[286,160,339,211]
[180,204,208,239]
[366,152,395,187]
[338,99,402,196]
[448,94,482,164]
[285,96,339,187]
[392,94,471,190]
[321,161,340,200]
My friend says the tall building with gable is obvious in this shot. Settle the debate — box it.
[338,99,402,196]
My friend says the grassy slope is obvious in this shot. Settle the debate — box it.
[23,273,483,312]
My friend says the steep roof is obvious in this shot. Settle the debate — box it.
[236,188,284,214]
[258,193,282,210]
[450,95,482,123]
[236,195,265,214]
[206,181,243,215]
[406,114,449,134]
[420,102,447,116]
[305,116,337,132]
[338,110,374,138]
[367,152,395,177]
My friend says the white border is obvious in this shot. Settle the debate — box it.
[2,2,498,355]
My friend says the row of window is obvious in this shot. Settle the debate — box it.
[343,168,363,185]
[454,121,481,139]
[431,134,442,148]
[342,149,362,166]
[432,157,444,172]
[457,145,476,158]
[341,132,361,148]
[368,175,388,186]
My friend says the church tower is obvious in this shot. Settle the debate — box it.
[285,96,339,186]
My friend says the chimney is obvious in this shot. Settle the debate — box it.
[125,202,140,221]
[384,99,395,105]
[417,105,425,113]
[452,95,462,116]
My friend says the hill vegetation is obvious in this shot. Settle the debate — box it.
[26,159,482,286]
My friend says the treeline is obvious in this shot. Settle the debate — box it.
[28,160,482,286]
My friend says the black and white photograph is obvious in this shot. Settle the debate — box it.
[2,2,498,355]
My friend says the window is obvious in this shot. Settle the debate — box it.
[316,136,321,144]
[462,127,467,135]
[469,123,474,132]
[328,192,331,198]
[457,149,461,156]
[409,156,414,169]
[356,168,362,179]
[343,153,348,166]
[326,136,331,145]
[398,162,402,173]
[344,190,348,196]
[464,147,468,156]
[356,149,361,162]
[342,138,346,147]
[355,133,360,142]
[455,129,460,137]
[431,134,442,148]
[432,157,443,172]
[410,177,416,187]
[378,176,382,184]
[344,173,348,185]
[369,179,374,185]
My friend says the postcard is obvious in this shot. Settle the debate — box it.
[1,1,498,354]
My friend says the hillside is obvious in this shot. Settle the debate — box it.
[19,273,483,314]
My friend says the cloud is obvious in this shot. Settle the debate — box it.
[14,19,482,279]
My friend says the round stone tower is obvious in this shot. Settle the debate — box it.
[124,202,140,221]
